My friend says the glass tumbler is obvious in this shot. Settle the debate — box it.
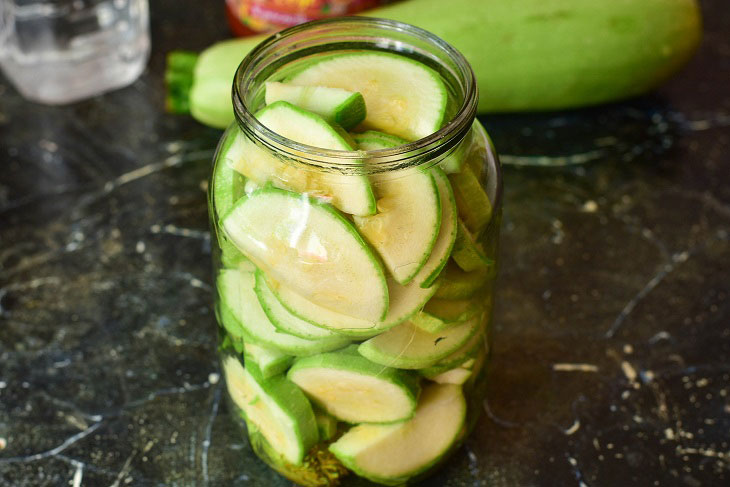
[209,17,502,486]
[0,0,150,104]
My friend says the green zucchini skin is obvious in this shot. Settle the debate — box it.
[171,0,701,128]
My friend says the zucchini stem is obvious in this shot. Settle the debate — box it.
[165,50,199,114]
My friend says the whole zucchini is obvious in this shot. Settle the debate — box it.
[167,0,702,128]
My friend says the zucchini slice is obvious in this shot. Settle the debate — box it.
[452,219,493,272]
[265,82,366,130]
[243,341,293,380]
[269,276,438,338]
[449,165,492,236]
[354,165,441,285]
[231,101,376,216]
[222,355,318,465]
[358,315,481,369]
[433,261,491,300]
[288,346,420,424]
[254,270,345,341]
[217,269,350,355]
[288,52,448,141]
[329,383,466,485]
[221,186,388,322]
[412,167,458,288]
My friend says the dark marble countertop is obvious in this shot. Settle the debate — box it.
[1,1,728,486]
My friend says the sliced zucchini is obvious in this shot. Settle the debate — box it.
[212,128,248,218]
[313,407,339,441]
[353,134,441,285]
[254,270,346,341]
[217,269,351,355]
[231,101,376,216]
[222,355,318,465]
[352,130,408,151]
[329,383,466,485]
[288,52,448,141]
[420,328,487,377]
[412,293,487,334]
[288,346,420,424]
[219,238,254,270]
[269,276,438,338]
[244,341,293,379]
[358,315,481,369]
[412,168,458,288]
[452,219,493,272]
[438,139,469,174]
[429,367,472,385]
[449,165,492,236]
[265,82,366,130]
[422,297,482,323]
[221,186,388,321]
[433,261,491,300]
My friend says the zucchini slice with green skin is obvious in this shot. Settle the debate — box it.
[433,261,491,300]
[231,101,376,216]
[222,355,318,465]
[358,315,481,369]
[352,130,407,151]
[265,82,366,130]
[254,270,346,341]
[354,132,456,288]
[212,128,248,218]
[212,128,252,269]
[269,276,438,338]
[429,367,472,385]
[217,270,351,355]
[329,383,466,485]
[243,341,293,380]
[452,219,493,272]
[412,168,458,288]
[313,407,339,441]
[421,297,482,323]
[449,165,492,236]
[420,327,487,377]
[413,290,489,334]
[288,346,420,424]
[288,52,448,141]
[438,139,469,174]
[221,186,388,322]
[353,133,442,285]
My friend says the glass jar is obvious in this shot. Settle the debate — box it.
[209,17,502,487]
[0,0,150,105]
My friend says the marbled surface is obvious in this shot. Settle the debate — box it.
[1,1,728,486]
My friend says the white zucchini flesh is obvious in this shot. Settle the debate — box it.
[221,356,318,465]
[289,52,448,141]
[329,383,466,485]
[221,186,388,322]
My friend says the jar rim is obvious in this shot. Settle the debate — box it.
[232,16,483,173]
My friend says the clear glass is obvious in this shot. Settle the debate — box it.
[209,17,502,487]
[0,0,150,104]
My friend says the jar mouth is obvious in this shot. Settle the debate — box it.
[232,16,480,174]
